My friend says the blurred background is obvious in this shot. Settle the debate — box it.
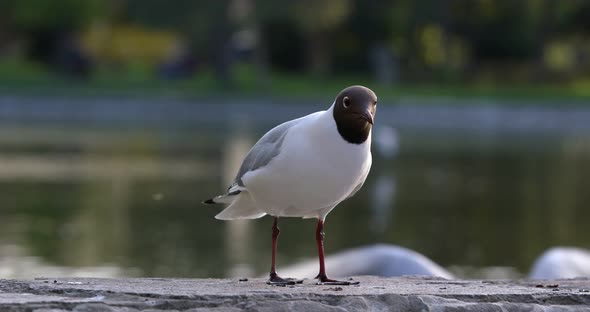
[0,0,589,279]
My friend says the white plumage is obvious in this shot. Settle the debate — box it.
[214,103,371,220]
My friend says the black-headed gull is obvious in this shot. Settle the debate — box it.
[204,85,377,285]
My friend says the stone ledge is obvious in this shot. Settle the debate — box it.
[1,276,589,311]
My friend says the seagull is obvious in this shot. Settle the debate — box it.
[204,85,377,285]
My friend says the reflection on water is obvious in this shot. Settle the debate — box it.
[1,120,589,279]
[222,122,256,278]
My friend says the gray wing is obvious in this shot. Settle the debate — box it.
[232,118,300,188]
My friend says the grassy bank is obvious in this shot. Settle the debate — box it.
[1,60,589,103]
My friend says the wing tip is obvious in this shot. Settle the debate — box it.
[202,198,216,204]
[203,190,242,205]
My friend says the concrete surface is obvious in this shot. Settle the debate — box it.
[1,276,590,311]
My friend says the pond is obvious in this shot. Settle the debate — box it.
[0,100,589,279]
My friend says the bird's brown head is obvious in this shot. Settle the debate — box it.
[333,85,377,144]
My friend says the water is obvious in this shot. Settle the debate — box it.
[1,103,589,279]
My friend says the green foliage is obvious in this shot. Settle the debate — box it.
[3,0,590,88]
[5,0,105,30]
[124,0,231,46]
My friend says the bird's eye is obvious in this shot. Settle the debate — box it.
[343,96,351,108]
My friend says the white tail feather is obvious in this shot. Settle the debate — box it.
[215,192,266,220]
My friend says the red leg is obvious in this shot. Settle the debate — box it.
[270,217,280,279]
[316,219,327,279]
[268,217,302,285]
[315,219,359,285]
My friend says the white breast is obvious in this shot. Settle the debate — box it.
[241,106,372,219]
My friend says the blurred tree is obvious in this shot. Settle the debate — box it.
[336,0,398,84]
[124,0,234,87]
[3,0,106,77]
[6,0,105,30]
[229,0,270,86]
[3,0,590,84]
[258,0,352,77]
[292,0,352,76]
[261,19,305,72]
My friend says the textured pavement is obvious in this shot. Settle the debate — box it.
[1,276,590,311]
